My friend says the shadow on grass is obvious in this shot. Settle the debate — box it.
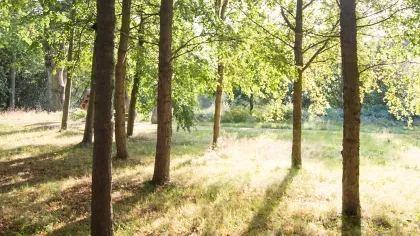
[341,215,361,236]
[47,180,161,236]
[0,125,58,137]
[243,168,298,235]
[0,145,92,193]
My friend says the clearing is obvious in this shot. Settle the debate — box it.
[0,111,419,235]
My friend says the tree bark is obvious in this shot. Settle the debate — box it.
[61,2,76,131]
[212,63,223,148]
[212,0,229,148]
[127,15,145,137]
[53,68,65,110]
[291,0,303,168]
[340,0,361,221]
[152,0,173,184]
[249,93,254,114]
[91,0,116,235]
[9,53,16,111]
[114,0,131,159]
[127,61,140,137]
[81,44,97,145]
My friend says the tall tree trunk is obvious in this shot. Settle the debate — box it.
[61,2,76,131]
[9,53,16,111]
[340,0,361,224]
[91,0,116,234]
[152,0,173,184]
[212,0,229,148]
[114,0,131,159]
[292,0,303,168]
[127,60,141,137]
[127,16,145,137]
[81,44,97,145]
[212,63,223,147]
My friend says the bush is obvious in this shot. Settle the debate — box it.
[70,109,87,121]
[195,104,214,122]
[221,106,255,123]
[253,103,294,123]
[322,108,344,122]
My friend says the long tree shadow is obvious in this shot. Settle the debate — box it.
[0,125,58,137]
[243,168,298,235]
[341,215,361,236]
[47,180,161,235]
[0,145,92,193]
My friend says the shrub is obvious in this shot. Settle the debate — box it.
[70,109,87,121]
[195,104,215,122]
[253,103,294,123]
[221,106,255,123]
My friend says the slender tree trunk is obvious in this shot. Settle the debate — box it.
[9,53,16,111]
[91,0,116,234]
[249,93,254,114]
[340,0,361,223]
[127,16,145,137]
[152,0,173,184]
[212,63,223,147]
[291,0,303,168]
[212,0,229,148]
[61,2,76,131]
[114,0,131,159]
[127,62,140,137]
[81,45,97,145]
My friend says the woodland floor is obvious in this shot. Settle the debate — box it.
[0,111,419,235]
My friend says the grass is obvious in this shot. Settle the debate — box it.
[0,112,419,235]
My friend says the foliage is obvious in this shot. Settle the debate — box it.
[69,108,87,121]
[221,106,255,123]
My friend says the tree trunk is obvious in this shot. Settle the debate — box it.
[61,2,76,131]
[127,16,145,137]
[9,53,16,111]
[127,61,140,137]
[91,0,116,234]
[114,0,131,159]
[152,0,173,184]
[53,68,65,110]
[212,0,229,148]
[212,63,223,148]
[340,0,361,222]
[249,93,254,114]
[81,44,97,145]
[291,0,303,168]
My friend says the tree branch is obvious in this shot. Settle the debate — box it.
[281,7,295,31]
[303,0,316,10]
[358,61,420,75]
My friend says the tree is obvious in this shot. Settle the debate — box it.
[114,0,132,158]
[278,0,338,168]
[212,0,229,148]
[127,16,145,137]
[81,41,96,145]
[340,0,361,228]
[61,0,76,131]
[152,0,174,184]
[91,0,116,234]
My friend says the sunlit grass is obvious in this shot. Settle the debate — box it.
[0,112,419,235]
